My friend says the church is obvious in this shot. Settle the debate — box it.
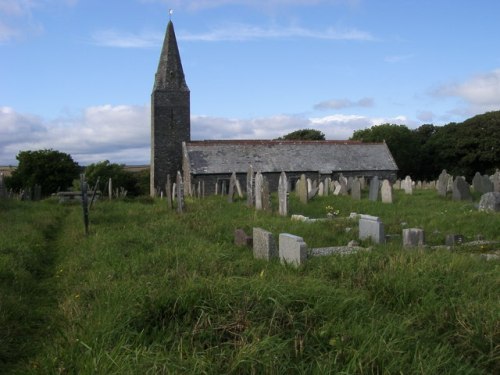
[150,20,398,196]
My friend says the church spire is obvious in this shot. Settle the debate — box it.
[154,20,189,91]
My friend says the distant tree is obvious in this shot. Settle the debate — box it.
[350,124,419,178]
[277,129,325,141]
[84,161,143,196]
[7,149,80,196]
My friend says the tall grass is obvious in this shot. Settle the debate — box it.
[0,190,499,374]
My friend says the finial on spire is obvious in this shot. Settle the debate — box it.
[169,8,173,20]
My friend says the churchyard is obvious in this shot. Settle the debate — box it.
[0,173,499,373]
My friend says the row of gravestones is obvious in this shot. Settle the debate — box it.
[437,169,500,198]
[0,174,42,201]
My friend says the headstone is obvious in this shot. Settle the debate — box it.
[333,181,341,196]
[478,192,500,212]
[436,170,449,197]
[446,176,454,193]
[359,214,385,244]
[172,182,176,200]
[452,176,472,201]
[246,165,254,207]
[359,176,366,190]
[381,179,393,203]
[339,178,348,196]
[235,179,243,198]
[234,229,253,247]
[254,172,263,210]
[445,234,464,246]
[278,171,288,216]
[308,187,319,200]
[403,176,413,195]
[402,228,425,248]
[351,178,361,200]
[347,177,353,192]
[307,178,312,194]
[368,176,380,201]
[480,175,494,193]
[324,178,331,196]
[227,172,237,203]
[261,177,271,212]
[176,171,184,213]
[492,169,500,192]
[165,175,172,208]
[393,179,401,190]
[253,228,277,260]
[416,181,422,189]
[318,182,324,196]
[279,233,307,267]
[0,173,5,199]
[298,174,308,204]
[472,172,482,193]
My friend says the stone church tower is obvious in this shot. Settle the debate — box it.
[150,20,190,196]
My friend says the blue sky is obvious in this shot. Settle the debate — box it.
[1,0,500,165]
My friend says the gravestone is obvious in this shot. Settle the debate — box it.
[351,178,361,200]
[452,176,472,201]
[308,186,319,200]
[446,176,454,193]
[307,178,312,194]
[339,178,348,196]
[172,182,176,200]
[0,173,5,199]
[472,172,483,193]
[298,174,308,204]
[261,177,272,212]
[359,176,366,190]
[478,192,500,212]
[235,179,243,198]
[254,172,263,210]
[403,176,413,195]
[333,181,341,196]
[176,171,184,213]
[278,171,288,216]
[445,234,464,246]
[246,165,254,207]
[318,182,324,196]
[359,214,385,244]
[347,177,353,192]
[368,176,380,201]
[480,175,494,193]
[279,233,307,267]
[324,178,331,196]
[436,169,449,197]
[381,179,393,203]
[393,179,401,190]
[492,169,500,192]
[234,229,253,247]
[227,172,237,203]
[165,174,172,208]
[403,228,425,248]
[253,227,277,260]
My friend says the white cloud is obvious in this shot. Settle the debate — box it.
[180,24,374,42]
[1,105,408,166]
[91,29,162,48]
[314,97,374,110]
[432,68,500,114]
[384,54,414,63]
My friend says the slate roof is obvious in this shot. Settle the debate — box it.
[184,140,398,174]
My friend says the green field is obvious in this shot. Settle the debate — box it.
[1,190,499,374]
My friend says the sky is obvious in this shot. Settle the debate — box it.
[1,0,500,166]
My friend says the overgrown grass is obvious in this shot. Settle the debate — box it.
[0,190,499,374]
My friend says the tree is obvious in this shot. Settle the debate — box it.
[7,149,80,196]
[350,124,419,178]
[84,161,143,196]
[276,129,325,141]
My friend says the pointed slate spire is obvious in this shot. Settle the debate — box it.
[154,21,189,91]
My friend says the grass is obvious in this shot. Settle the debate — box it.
[0,189,499,374]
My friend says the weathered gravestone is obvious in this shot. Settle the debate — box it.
[227,172,237,203]
[351,177,361,200]
[381,179,393,203]
[403,176,413,195]
[254,172,263,210]
[0,173,7,199]
[253,227,277,260]
[324,177,331,196]
[402,228,425,248]
[298,174,308,204]
[234,229,253,247]
[436,169,450,197]
[176,171,185,213]
[368,176,380,201]
[333,181,341,196]
[452,176,472,201]
[339,178,348,196]
[246,165,254,207]
[445,234,464,246]
[279,233,307,267]
[278,172,288,216]
[261,177,272,212]
[478,192,500,212]
[492,169,500,192]
[318,182,324,196]
[393,179,401,190]
[359,214,385,244]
